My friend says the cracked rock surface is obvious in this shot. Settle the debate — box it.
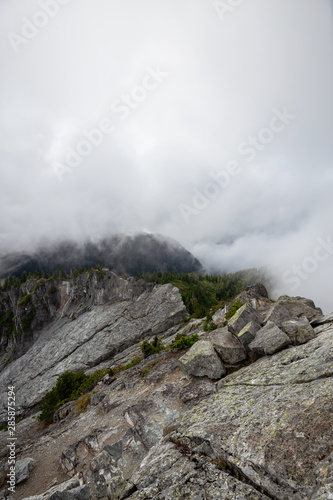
[128,326,333,499]
[0,282,332,500]
[0,274,187,422]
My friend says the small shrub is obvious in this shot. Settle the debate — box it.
[33,279,46,292]
[38,369,106,424]
[75,393,91,413]
[203,313,218,332]
[225,299,243,320]
[18,294,32,307]
[21,305,36,330]
[170,333,199,351]
[141,336,164,358]
[120,356,142,371]
[0,310,15,335]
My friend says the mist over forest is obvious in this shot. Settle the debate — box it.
[1,0,333,312]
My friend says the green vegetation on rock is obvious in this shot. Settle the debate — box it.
[203,313,218,332]
[170,332,199,351]
[38,369,106,423]
[141,336,164,358]
[140,268,269,318]
[225,299,244,320]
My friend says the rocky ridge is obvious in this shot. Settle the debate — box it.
[0,280,332,499]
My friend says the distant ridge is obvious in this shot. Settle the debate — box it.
[0,233,204,278]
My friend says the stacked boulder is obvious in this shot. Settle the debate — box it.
[179,286,322,379]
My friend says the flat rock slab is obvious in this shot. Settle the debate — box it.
[178,340,225,379]
[179,379,216,405]
[169,379,333,500]
[228,303,261,336]
[0,283,186,422]
[210,327,247,364]
[130,442,268,499]
[281,316,316,345]
[249,321,291,356]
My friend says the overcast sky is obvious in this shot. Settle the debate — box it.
[1,0,333,311]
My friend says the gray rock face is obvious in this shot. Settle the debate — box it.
[53,401,76,423]
[311,312,333,326]
[22,479,82,500]
[311,452,333,499]
[0,271,155,371]
[281,315,316,345]
[238,284,272,313]
[228,303,261,336]
[49,485,90,500]
[128,326,333,500]
[210,327,247,364]
[16,457,36,485]
[0,280,187,422]
[212,284,270,326]
[3,286,332,500]
[179,379,216,406]
[178,341,226,379]
[249,321,291,356]
[264,295,321,327]
[130,442,268,499]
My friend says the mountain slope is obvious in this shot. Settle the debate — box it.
[0,234,204,278]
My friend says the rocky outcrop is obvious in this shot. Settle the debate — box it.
[124,322,333,499]
[0,273,187,422]
[0,282,331,500]
[178,340,225,379]
[281,315,316,345]
[0,270,155,368]
[213,284,271,326]
[263,295,322,327]
[248,321,291,355]
[227,303,261,336]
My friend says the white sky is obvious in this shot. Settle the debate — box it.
[1,0,333,311]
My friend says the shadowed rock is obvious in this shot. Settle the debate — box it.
[228,303,261,336]
[237,321,262,349]
[210,327,247,364]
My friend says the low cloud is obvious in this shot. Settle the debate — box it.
[1,0,333,311]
